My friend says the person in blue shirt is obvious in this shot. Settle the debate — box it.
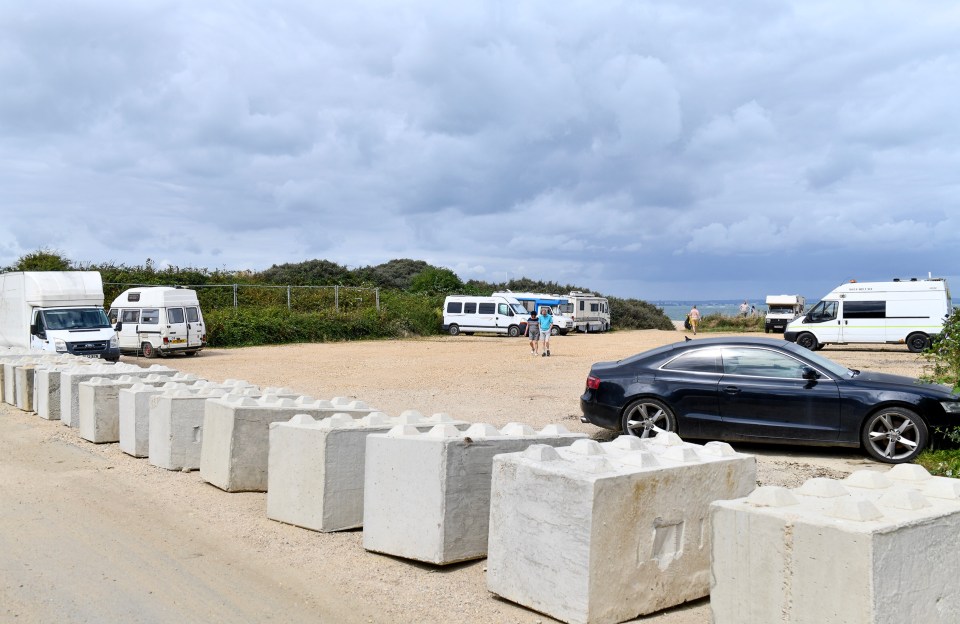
[538,307,554,357]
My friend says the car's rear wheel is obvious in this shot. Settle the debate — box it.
[861,407,928,463]
[796,332,818,350]
[906,332,930,353]
[621,398,678,439]
[448,324,460,336]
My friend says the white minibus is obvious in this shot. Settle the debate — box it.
[108,286,206,357]
[784,277,952,352]
[442,294,528,337]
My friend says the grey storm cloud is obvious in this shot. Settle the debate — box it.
[1,0,959,299]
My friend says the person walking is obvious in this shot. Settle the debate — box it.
[739,301,749,317]
[688,305,701,335]
[538,307,554,357]
[524,310,540,355]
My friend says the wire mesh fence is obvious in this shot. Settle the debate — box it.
[104,283,380,313]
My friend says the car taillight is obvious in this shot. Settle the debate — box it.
[586,375,600,390]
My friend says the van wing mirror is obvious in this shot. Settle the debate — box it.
[115,321,123,330]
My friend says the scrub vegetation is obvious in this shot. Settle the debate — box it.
[4,251,674,346]
[918,308,960,473]
[696,313,765,333]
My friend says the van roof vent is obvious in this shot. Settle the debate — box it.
[127,292,141,302]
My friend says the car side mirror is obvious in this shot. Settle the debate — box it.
[801,367,820,380]
[115,321,123,331]
[30,323,38,335]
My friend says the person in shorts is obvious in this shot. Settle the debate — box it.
[538,307,554,357]
[525,310,540,355]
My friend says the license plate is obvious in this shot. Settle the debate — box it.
[82,354,101,359]
[170,338,186,344]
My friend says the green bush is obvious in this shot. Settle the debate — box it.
[916,308,960,474]
[697,313,765,333]
[916,449,960,477]
[608,297,675,331]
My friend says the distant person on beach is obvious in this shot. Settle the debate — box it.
[525,310,540,356]
[538,307,553,357]
[688,305,701,335]
[750,304,757,316]
[739,301,749,317]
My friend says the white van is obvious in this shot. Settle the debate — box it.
[442,294,528,337]
[108,287,206,357]
[784,277,952,352]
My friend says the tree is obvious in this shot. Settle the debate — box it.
[409,267,463,294]
[11,249,72,271]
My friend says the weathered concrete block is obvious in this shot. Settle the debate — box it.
[78,376,145,443]
[119,379,188,457]
[149,388,226,470]
[3,359,28,406]
[201,395,379,492]
[267,411,469,532]
[363,422,586,565]
[711,465,960,624]
[60,364,173,428]
[486,435,757,624]
[14,364,36,411]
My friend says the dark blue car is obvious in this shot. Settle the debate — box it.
[580,337,960,463]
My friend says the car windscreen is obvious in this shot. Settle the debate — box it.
[42,308,111,330]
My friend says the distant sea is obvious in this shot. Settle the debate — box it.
[651,298,960,321]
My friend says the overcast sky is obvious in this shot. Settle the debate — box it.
[2,1,958,300]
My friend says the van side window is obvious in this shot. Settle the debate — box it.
[167,308,185,323]
[807,301,837,323]
[580,301,585,310]
[464,302,477,314]
[186,307,200,323]
[498,303,510,315]
[844,300,886,318]
[478,303,495,314]
[108,309,118,324]
[121,309,140,323]
[141,309,160,324]
[591,303,599,312]
[446,302,463,314]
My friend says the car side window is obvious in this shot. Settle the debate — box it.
[141,309,160,324]
[498,303,510,315]
[661,348,721,373]
[121,309,140,323]
[722,348,807,379]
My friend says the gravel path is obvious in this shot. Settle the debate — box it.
[0,329,929,623]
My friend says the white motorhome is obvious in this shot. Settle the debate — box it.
[442,294,528,337]
[784,277,952,352]
[0,271,120,360]
[764,294,805,333]
[566,291,611,332]
[108,287,206,357]
[490,291,574,335]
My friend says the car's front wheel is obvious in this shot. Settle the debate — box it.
[796,332,818,350]
[621,398,678,439]
[861,407,928,463]
[906,332,930,353]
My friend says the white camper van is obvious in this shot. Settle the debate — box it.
[108,287,206,357]
[490,291,574,335]
[442,294,528,337]
[784,277,952,352]
[566,291,611,332]
[764,294,805,333]
[0,271,120,360]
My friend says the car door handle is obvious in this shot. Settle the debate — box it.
[723,386,741,395]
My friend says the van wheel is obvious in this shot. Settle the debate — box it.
[906,333,930,353]
[796,332,818,350]
[141,342,157,358]
[448,325,460,336]
[550,326,559,336]
[507,325,521,338]
[184,350,199,357]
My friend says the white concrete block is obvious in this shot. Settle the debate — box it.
[149,388,225,470]
[201,395,379,492]
[486,436,756,624]
[60,365,173,427]
[362,422,587,565]
[3,359,27,406]
[711,466,960,624]
[119,382,186,457]
[267,411,469,532]
[78,376,143,443]
[14,364,36,411]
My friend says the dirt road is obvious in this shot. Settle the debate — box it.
[0,330,929,623]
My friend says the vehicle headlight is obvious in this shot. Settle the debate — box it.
[54,339,67,353]
[941,401,960,414]
[109,334,119,348]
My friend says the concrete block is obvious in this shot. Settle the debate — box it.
[60,364,173,427]
[14,364,36,411]
[711,466,960,624]
[362,422,586,565]
[486,436,756,624]
[3,359,27,406]
[200,395,379,492]
[267,411,468,532]
[119,381,188,457]
[78,376,144,443]
[149,388,225,470]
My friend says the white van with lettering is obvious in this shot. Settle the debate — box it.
[442,294,528,337]
[108,287,207,357]
[784,277,952,352]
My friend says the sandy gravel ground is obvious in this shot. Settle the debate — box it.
[0,329,929,623]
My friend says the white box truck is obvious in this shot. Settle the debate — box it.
[784,277,952,352]
[0,271,120,361]
[764,294,805,333]
[442,294,529,336]
[108,286,207,358]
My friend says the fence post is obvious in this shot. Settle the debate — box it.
[233,284,238,308]
[335,285,339,312]
[287,286,291,310]
[376,288,380,312]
